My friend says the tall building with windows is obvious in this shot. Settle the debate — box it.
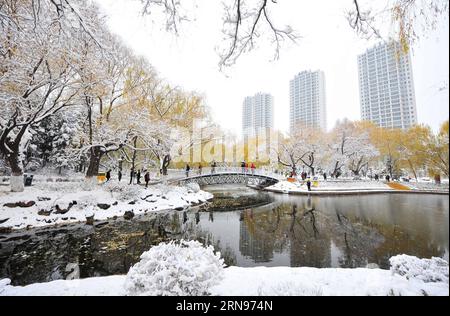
[289,70,327,133]
[358,41,417,129]
[242,93,274,138]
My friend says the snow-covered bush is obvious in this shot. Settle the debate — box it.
[125,240,225,296]
[103,181,142,201]
[390,255,449,283]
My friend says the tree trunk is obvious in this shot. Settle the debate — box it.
[332,161,340,178]
[161,155,170,176]
[407,159,418,181]
[131,136,138,171]
[8,151,24,192]
[86,147,103,178]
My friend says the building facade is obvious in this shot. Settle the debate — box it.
[289,70,327,133]
[242,93,274,138]
[358,41,417,129]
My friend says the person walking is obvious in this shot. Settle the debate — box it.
[385,174,390,182]
[306,177,312,191]
[374,174,379,181]
[144,170,150,188]
[323,172,327,181]
[118,170,122,182]
[435,174,441,185]
[241,161,245,174]
[106,170,111,182]
[198,163,202,175]
[211,161,216,174]
[185,164,190,177]
[136,169,141,184]
[251,162,256,175]
[129,168,134,185]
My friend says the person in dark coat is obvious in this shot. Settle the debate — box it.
[306,177,312,191]
[374,174,379,181]
[106,170,111,182]
[118,170,122,182]
[385,175,390,182]
[144,170,150,188]
[185,164,190,177]
[198,164,202,175]
[136,169,141,184]
[323,172,327,181]
[129,168,134,185]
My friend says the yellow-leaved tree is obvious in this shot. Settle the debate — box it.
[427,120,449,178]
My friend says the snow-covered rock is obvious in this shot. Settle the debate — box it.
[125,240,224,296]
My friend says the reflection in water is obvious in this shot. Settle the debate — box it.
[0,186,448,286]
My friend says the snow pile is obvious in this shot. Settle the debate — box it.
[256,281,323,296]
[267,181,304,192]
[103,182,142,201]
[390,255,449,283]
[185,182,201,193]
[125,240,224,296]
[0,279,11,294]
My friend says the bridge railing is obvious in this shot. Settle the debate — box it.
[173,167,285,180]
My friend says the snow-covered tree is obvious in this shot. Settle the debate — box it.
[327,120,378,178]
[0,0,99,191]
[276,125,326,176]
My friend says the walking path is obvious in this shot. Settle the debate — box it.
[386,182,411,190]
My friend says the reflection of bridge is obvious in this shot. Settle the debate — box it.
[173,167,281,188]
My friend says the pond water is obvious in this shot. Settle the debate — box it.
[0,185,448,286]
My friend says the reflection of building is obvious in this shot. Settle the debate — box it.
[358,41,417,129]
[239,215,274,263]
[242,93,274,138]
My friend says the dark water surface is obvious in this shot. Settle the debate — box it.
[0,185,448,286]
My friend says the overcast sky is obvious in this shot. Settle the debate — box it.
[95,0,449,136]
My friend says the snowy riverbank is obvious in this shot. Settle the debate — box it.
[265,180,449,195]
[0,181,212,232]
[1,255,448,296]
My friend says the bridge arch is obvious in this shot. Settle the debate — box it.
[177,171,280,188]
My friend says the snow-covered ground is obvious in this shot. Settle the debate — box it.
[1,255,448,296]
[0,181,212,231]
